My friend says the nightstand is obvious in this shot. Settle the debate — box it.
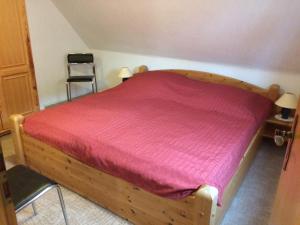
[263,115,293,140]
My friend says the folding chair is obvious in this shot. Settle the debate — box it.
[66,53,98,101]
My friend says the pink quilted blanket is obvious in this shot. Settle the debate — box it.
[23,71,272,203]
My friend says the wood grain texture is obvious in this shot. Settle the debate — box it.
[0,183,18,225]
[0,0,39,132]
[269,100,300,225]
[263,117,292,139]
[137,66,280,102]
[2,73,34,115]
[11,114,263,225]
[9,66,279,225]
[0,111,3,131]
[0,0,27,68]
[22,133,206,225]
[9,114,25,164]
[0,143,18,225]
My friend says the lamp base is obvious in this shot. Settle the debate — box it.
[281,107,291,119]
[274,114,294,122]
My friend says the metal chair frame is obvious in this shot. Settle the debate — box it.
[16,184,69,225]
[0,142,69,224]
[65,53,98,101]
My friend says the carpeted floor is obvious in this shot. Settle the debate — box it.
[1,136,284,225]
[221,140,284,225]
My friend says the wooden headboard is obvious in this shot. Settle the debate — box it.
[137,65,280,102]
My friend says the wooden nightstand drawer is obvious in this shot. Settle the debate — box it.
[263,116,293,140]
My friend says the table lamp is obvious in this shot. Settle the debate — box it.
[275,92,298,121]
[118,67,132,82]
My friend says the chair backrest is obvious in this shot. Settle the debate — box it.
[67,53,96,78]
[67,53,94,64]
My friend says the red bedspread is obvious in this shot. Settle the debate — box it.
[23,71,272,203]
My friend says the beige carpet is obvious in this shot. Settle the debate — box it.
[221,140,284,225]
[1,136,284,225]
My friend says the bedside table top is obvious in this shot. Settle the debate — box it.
[266,115,293,127]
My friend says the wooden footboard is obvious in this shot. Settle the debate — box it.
[10,114,262,225]
[10,114,220,225]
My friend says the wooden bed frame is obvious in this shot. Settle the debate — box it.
[10,66,280,225]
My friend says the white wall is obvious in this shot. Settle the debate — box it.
[51,0,300,73]
[25,0,90,109]
[25,0,300,107]
[93,49,300,97]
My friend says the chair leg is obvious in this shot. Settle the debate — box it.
[65,82,72,101]
[94,77,98,92]
[17,202,38,225]
[56,185,69,225]
[32,202,37,216]
[69,83,72,101]
[91,81,95,93]
[65,82,70,101]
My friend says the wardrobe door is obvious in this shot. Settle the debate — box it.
[269,101,300,225]
[0,0,39,130]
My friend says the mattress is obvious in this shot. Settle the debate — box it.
[23,71,272,203]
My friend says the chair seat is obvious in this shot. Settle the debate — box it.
[67,75,94,82]
[7,165,56,211]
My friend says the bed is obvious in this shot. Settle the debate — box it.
[10,66,280,225]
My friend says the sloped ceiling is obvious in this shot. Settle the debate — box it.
[50,0,300,73]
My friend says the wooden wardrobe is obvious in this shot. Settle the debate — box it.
[0,0,39,135]
[269,101,300,225]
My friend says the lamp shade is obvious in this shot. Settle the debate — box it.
[118,67,132,78]
[275,92,298,109]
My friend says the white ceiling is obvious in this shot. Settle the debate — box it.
[50,0,300,73]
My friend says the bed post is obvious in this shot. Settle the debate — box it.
[268,84,280,102]
[194,185,218,225]
[10,114,25,165]
[137,65,149,73]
